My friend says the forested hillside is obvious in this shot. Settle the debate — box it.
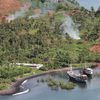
[0,0,100,68]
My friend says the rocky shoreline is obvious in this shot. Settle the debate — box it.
[0,68,70,95]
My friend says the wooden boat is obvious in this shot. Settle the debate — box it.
[67,71,87,83]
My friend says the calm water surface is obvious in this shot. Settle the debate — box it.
[0,68,100,100]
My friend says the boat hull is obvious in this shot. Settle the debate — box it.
[83,72,93,78]
[82,69,93,77]
[67,73,87,84]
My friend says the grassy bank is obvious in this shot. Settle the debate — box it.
[0,65,42,90]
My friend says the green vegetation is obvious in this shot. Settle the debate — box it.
[37,77,75,90]
[0,65,42,90]
[60,81,75,90]
[0,66,32,79]
[72,6,100,43]
[0,0,100,90]
[0,1,99,68]
[0,16,96,68]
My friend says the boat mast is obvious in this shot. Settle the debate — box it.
[70,64,73,71]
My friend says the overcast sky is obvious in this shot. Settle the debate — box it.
[76,0,100,10]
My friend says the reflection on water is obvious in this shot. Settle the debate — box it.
[76,83,87,89]
[0,68,100,100]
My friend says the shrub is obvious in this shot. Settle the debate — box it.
[0,84,7,90]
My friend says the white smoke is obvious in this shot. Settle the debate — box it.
[61,15,80,40]
[6,3,31,22]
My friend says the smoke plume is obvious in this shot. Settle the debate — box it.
[6,3,31,22]
[61,15,80,39]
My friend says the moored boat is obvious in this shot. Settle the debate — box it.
[67,71,87,83]
[81,68,93,77]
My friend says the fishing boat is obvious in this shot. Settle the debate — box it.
[67,71,87,83]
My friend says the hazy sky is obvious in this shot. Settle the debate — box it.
[77,0,100,10]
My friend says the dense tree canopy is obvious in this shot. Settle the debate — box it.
[0,1,99,68]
